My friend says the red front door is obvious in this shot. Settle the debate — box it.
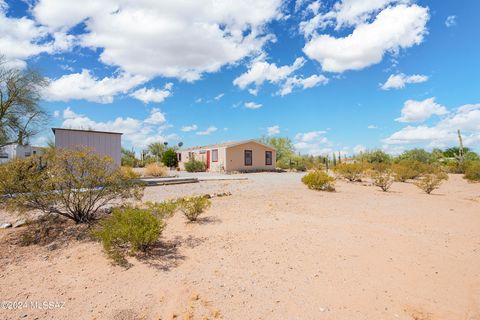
[206,150,210,170]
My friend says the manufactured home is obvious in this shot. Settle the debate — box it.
[53,128,122,166]
[177,140,276,173]
[0,144,43,164]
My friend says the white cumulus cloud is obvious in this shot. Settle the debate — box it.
[196,126,218,136]
[234,57,305,92]
[44,69,147,103]
[60,107,175,149]
[396,97,448,123]
[130,83,173,104]
[181,124,198,132]
[278,74,328,96]
[303,4,429,73]
[294,130,331,155]
[381,73,428,90]
[384,103,480,148]
[267,125,280,136]
[33,0,284,81]
[445,15,456,27]
[245,102,263,109]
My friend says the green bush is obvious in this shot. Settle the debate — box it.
[415,172,448,194]
[161,148,178,168]
[301,170,335,191]
[334,162,366,182]
[93,207,164,265]
[464,161,480,181]
[184,159,206,172]
[145,200,178,219]
[370,168,394,192]
[178,196,211,221]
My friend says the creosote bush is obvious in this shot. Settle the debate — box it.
[0,149,144,223]
[369,166,395,192]
[464,161,480,181]
[301,170,335,192]
[184,159,206,172]
[333,162,366,182]
[178,196,211,221]
[144,162,169,177]
[92,207,165,265]
[145,200,178,219]
[415,172,448,194]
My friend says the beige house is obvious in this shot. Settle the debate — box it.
[53,128,122,166]
[177,140,276,173]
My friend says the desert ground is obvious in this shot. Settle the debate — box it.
[1,172,479,320]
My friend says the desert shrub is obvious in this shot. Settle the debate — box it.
[92,207,164,264]
[144,162,169,177]
[391,160,432,182]
[334,162,365,182]
[121,148,138,167]
[397,148,434,163]
[301,170,335,191]
[370,167,395,192]
[443,159,465,174]
[415,172,448,194]
[464,161,480,181]
[120,166,140,180]
[145,200,178,219]
[184,159,206,172]
[356,149,391,164]
[178,196,211,221]
[162,148,178,168]
[0,149,144,223]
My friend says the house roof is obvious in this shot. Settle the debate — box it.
[52,128,123,135]
[180,139,275,151]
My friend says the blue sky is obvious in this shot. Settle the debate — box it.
[2,0,479,155]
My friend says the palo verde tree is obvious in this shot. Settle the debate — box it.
[0,148,144,223]
[0,56,49,147]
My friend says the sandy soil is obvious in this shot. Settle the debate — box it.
[1,173,479,320]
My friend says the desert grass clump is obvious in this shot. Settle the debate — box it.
[178,196,211,221]
[144,162,169,177]
[464,161,480,181]
[92,207,164,265]
[415,172,448,194]
[333,162,366,182]
[370,165,395,192]
[145,200,178,219]
[301,170,335,191]
[120,166,141,180]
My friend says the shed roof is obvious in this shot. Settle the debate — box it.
[52,128,123,135]
[180,139,274,151]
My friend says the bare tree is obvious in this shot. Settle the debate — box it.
[0,56,49,147]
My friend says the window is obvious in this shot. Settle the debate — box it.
[0,153,8,159]
[244,150,252,166]
[265,151,272,165]
[177,153,182,162]
[212,149,218,162]
[25,152,31,157]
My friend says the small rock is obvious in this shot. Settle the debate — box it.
[0,223,12,229]
[46,242,59,251]
[13,220,26,228]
